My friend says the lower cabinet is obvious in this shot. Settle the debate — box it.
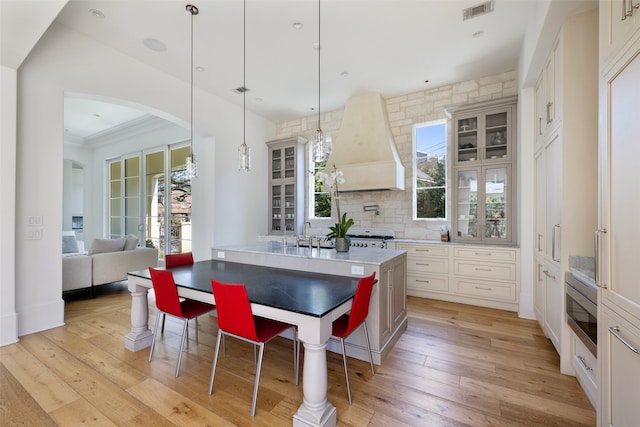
[600,303,640,426]
[392,242,519,312]
[571,331,598,410]
[378,256,407,345]
[542,261,562,353]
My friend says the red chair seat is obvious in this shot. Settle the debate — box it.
[331,314,350,338]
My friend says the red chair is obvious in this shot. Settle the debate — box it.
[148,267,215,377]
[208,279,298,416]
[165,252,194,268]
[161,252,194,332]
[331,272,377,404]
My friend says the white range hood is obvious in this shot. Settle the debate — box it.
[326,92,405,191]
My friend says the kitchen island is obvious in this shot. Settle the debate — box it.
[211,241,408,365]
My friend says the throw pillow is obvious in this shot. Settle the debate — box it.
[62,235,79,254]
[88,237,127,255]
[124,235,139,251]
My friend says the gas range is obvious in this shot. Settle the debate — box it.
[346,227,395,249]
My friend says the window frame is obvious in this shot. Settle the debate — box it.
[413,119,447,221]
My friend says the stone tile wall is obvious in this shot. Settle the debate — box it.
[274,71,517,240]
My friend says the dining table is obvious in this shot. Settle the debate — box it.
[125,259,361,427]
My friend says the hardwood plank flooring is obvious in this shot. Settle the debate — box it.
[0,282,596,426]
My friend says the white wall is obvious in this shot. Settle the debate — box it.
[13,22,274,337]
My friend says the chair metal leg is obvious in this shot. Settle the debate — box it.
[175,319,189,377]
[208,330,223,395]
[251,342,265,416]
[194,316,199,343]
[339,337,352,405]
[148,311,161,362]
[160,313,166,333]
[293,327,299,386]
[362,322,375,376]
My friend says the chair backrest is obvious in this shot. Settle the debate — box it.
[211,279,259,341]
[165,252,194,268]
[346,272,377,333]
[149,267,183,317]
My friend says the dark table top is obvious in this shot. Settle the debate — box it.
[129,259,361,318]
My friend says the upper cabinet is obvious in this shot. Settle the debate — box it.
[266,136,306,235]
[535,37,562,151]
[600,0,640,67]
[448,96,517,245]
[452,99,516,165]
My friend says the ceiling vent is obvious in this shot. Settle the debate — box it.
[462,1,494,20]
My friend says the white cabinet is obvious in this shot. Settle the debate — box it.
[600,306,640,426]
[392,241,519,312]
[266,136,306,235]
[571,331,598,410]
[598,12,640,427]
[600,0,640,67]
[532,10,599,368]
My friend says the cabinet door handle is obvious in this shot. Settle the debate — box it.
[542,270,556,280]
[416,249,430,252]
[594,229,607,289]
[551,224,560,262]
[537,233,543,252]
[623,0,629,19]
[474,252,492,256]
[416,263,430,266]
[577,355,594,372]
[475,286,492,291]
[475,267,493,272]
[609,326,639,354]
[416,279,430,284]
[539,117,543,135]
[546,102,553,124]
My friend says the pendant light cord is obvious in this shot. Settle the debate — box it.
[243,0,246,144]
[187,5,198,158]
[317,0,321,130]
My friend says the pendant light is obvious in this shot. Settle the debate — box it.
[312,0,327,163]
[238,0,251,171]
[186,4,198,178]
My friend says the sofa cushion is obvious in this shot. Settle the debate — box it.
[62,234,79,254]
[88,237,127,255]
[124,235,139,251]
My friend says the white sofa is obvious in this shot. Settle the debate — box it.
[62,234,158,293]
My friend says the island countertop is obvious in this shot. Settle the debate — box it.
[212,241,406,265]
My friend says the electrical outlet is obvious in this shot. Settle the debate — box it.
[27,229,43,240]
[351,265,365,276]
[217,251,225,259]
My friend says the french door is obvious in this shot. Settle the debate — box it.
[107,144,192,260]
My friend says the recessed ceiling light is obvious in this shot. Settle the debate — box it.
[93,113,101,118]
[472,30,485,38]
[143,38,167,52]
[340,71,350,77]
[89,9,105,19]
[292,22,303,30]
[255,98,263,102]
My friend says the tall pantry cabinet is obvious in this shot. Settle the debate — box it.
[533,8,599,375]
[598,0,640,425]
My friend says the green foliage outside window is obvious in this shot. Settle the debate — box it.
[313,160,331,217]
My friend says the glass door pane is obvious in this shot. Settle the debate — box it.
[485,112,508,160]
[456,116,478,163]
[145,151,164,256]
[271,184,282,232]
[484,166,508,240]
[272,148,282,179]
[169,146,192,254]
[124,156,140,237]
[108,161,122,238]
[456,169,478,238]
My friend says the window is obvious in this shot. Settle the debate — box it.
[310,137,332,218]
[414,120,446,219]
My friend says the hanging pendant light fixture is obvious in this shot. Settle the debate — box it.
[238,0,251,171]
[186,4,198,178]
[312,0,327,163]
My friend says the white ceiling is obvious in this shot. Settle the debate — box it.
[49,1,539,139]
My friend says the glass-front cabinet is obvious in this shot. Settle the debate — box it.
[453,98,515,165]
[448,96,517,244]
[267,136,306,235]
[455,165,512,243]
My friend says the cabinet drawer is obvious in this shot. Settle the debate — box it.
[407,274,449,293]
[454,246,516,262]
[572,333,598,402]
[454,260,516,281]
[397,243,449,257]
[454,278,516,301]
[407,257,449,274]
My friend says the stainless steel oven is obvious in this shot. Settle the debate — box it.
[565,272,597,357]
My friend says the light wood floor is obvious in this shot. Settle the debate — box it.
[0,283,596,426]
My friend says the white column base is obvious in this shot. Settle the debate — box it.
[124,280,152,352]
[293,341,336,427]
